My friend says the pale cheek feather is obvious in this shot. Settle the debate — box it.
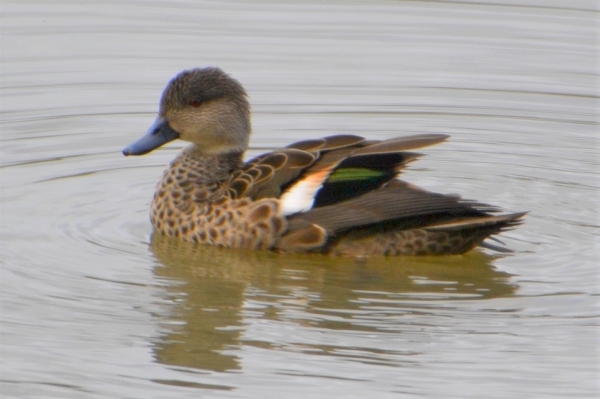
[280,169,331,216]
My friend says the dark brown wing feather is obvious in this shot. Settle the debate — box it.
[286,134,367,152]
[290,180,511,233]
[351,134,449,155]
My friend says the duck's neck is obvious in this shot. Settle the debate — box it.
[175,145,244,185]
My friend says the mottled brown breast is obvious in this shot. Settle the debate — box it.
[150,150,288,249]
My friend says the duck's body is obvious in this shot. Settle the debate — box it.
[124,67,524,256]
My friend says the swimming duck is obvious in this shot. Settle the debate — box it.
[123,67,525,256]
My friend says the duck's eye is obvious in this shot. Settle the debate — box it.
[189,99,202,108]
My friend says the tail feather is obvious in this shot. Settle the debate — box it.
[424,212,527,232]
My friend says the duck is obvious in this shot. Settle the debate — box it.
[123,67,525,256]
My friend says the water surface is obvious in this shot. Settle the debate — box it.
[1,1,598,398]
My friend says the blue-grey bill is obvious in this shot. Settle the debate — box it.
[122,117,179,156]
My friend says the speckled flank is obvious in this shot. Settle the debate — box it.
[328,228,495,256]
[150,150,287,249]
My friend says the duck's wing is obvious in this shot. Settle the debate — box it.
[227,134,449,213]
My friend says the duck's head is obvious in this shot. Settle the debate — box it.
[123,67,251,156]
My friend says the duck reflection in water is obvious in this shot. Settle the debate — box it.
[149,234,517,373]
